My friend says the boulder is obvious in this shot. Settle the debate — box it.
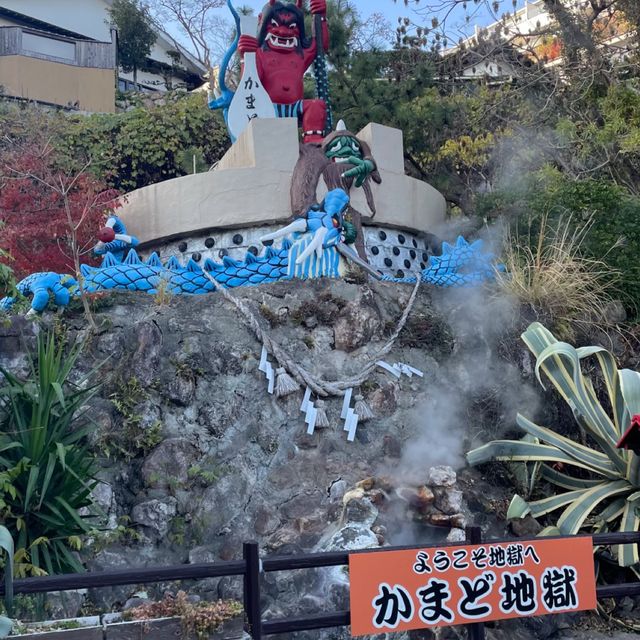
[46,590,86,620]
[141,438,198,490]
[434,487,464,515]
[333,300,381,352]
[343,496,378,527]
[131,497,178,537]
[446,528,467,543]
[510,514,544,538]
[427,465,457,488]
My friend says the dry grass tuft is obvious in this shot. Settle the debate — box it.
[153,276,173,307]
[496,215,620,338]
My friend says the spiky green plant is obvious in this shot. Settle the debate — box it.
[468,322,640,568]
[0,331,101,575]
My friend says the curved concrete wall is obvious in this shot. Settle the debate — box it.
[119,118,446,245]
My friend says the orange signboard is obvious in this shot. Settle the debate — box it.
[349,537,597,636]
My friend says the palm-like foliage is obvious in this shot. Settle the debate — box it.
[0,331,100,575]
[468,322,640,568]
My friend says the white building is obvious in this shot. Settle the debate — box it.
[445,0,632,79]
[0,0,206,111]
[451,0,568,53]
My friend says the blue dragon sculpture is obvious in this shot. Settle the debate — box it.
[0,189,500,316]
[208,0,240,140]
[94,215,140,261]
[0,272,80,317]
[383,236,502,287]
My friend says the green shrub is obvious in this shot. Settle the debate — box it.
[481,166,640,311]
[0,94,229,193]
[0,256,14,301]
[0,223,15,299]
[0,525,14,635]
[0,331,101,575]
[59,93,229,191]
[99,377,162,460]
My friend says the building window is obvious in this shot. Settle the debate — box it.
[22,32,76,62]
[118,78,158,93]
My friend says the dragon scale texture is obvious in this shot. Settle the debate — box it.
[1,232,498,315]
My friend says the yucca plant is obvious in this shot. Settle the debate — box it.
[0,330,101,575]
[468,322,640,568]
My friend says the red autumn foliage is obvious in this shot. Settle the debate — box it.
[0,143,121,280]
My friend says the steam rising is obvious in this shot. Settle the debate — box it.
[395,228,540,482]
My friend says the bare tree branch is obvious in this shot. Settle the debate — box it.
[147,0,228,74]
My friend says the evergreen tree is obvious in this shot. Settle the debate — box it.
[109,0,157,85]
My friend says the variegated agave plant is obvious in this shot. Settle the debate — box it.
[0,525,13,637]
[467,322,640,568]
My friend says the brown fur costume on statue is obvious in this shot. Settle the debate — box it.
[290,128,381,259]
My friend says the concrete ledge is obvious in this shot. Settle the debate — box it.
[119,118,446,244]
[11,616,244,640]
[105,616,243,639]
[123,168,295,243]
[216,117,300,171]
[10,628,102,640]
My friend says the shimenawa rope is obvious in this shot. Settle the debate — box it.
[202,270,420,398]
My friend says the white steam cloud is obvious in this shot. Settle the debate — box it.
[393,226,540,483]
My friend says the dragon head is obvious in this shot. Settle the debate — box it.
[260,189,381,279]
[318,189,357,246]
[300,190,380,278]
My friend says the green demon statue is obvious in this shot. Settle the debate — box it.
[291,120,381,216]
[290,121,381,257]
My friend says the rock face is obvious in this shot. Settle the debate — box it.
[131,321,162,386]
[333,297,382,352]
[142,438,198,489]
[0,280,561,640]
[131,497,178,537]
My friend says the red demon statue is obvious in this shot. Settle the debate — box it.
[238,0,329,144]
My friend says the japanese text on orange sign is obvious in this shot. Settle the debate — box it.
[349,537,597,636]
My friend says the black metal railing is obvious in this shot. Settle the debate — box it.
[1,528,640,640]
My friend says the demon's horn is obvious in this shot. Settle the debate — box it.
[296,0,303,8]
[269,0,276,5]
